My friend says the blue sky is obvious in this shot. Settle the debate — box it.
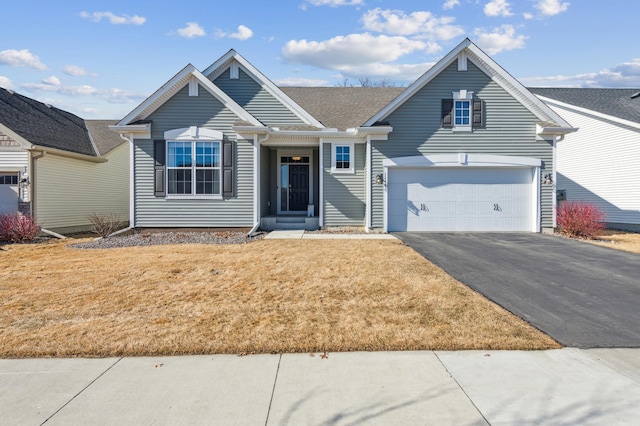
[1,0,638,119]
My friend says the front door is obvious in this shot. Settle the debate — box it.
[289,165,309,211]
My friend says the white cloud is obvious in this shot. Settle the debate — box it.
[0,49,46,70]
[523,12,534,19]
[283,33,426,69]
[101,88,148,103]
[534,0,570,16]
[0,76,13,89]
[64,64,96,77]
[274,77,330,86]
[229,25,254,41]
[338,62,435,81]
[23,81,99,96]
[80,11,146,25]
[306,0,364,6]
[475,25,527,55]
[361,8,464,41]
[42,75,61,86]
[176,22,206,38]
[523,58,640,88]
[443,0,460,10]
[484,0,513,17]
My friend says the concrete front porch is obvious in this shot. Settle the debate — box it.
[260,215,319,231]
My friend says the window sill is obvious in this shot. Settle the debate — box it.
[331,168,355,174]
[165,195,223,200]
[452,126,473,133]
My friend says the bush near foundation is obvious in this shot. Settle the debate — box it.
[556,202,605,239]
[88,213,126,238]
[0,212,41,242]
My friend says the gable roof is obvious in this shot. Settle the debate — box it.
[115,64,262,127]
[364,38,572,129]
[203,49,324,128]
[281,87,404,131]
[529,88,640,125]
[0,87,97,156]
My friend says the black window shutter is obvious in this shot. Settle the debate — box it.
[222,141,235,198]
[153,139,166,197]
[472,99,484,128]
[441,99,453,128]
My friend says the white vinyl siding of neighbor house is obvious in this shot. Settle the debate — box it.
[371,61,553,229]
[134,84,254,227]
[552,105,640,227]
[34,143,129,231]
[322,142,366,226]
[0,149,28,170]
[213,68,305,127]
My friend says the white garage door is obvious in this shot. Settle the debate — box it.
[0,174,19,215]
[387,167,535,232]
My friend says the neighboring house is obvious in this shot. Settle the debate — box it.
[111,38,574,233]
[531,88,640,232]
[0,88,129,233]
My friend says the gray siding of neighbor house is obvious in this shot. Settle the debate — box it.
[134,84,254,227]
[371,61,553,229]
[213,68,305,127]
[323,143,366,226]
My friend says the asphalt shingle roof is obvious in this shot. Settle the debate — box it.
[0,88,96,156]
[85,120,125,155]
[281,87,405,130]
[529,88,640,125]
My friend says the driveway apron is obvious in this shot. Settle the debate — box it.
[396,232,640,348]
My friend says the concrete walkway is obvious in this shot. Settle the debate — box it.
[3,348,640,425]
[264,230,397,239]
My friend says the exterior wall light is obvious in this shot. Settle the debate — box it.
[375,174,384,185]
[542,173,553,185]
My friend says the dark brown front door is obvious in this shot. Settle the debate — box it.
[289,165,309,211]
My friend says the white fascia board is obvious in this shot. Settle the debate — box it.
[364,39,472,126]
[116,64,198,126]
[26,145,107,163]
[109,123,151,139]
[364,37,573,128]
[536,124,579,136]
[383,153,541,168]
[537,95,640,131]
[203,50,324,128]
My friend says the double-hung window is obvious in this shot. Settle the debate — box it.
[331,143,354,173]
[167,140,221,196]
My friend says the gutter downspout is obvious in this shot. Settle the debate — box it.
[248,132,270,237]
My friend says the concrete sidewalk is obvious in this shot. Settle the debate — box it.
[3,349,640,425]
[264,230,397,239]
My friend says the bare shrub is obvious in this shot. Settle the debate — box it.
[0,213,41,242]
[88,213,126,238]
[557,202,605,239]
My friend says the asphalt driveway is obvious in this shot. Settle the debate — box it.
[396,233,640,348]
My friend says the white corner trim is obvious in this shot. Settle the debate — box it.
[365,136,372,229]
[383,153,542,168]
[319,140,324,227]
[164,127,224,141]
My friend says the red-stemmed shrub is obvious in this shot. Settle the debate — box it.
[0,212,42,242]
[556,202,605,239]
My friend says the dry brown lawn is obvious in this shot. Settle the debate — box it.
[0,238,559,358]
[588,230,640,255]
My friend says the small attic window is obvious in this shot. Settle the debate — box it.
[230,62,239,79]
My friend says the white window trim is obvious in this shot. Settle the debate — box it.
[165,139,223,200]
[331,142,355,174]
[452,90,473,133]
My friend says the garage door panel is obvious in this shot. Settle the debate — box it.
[0,173,19,215]
[387,168,534,232]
